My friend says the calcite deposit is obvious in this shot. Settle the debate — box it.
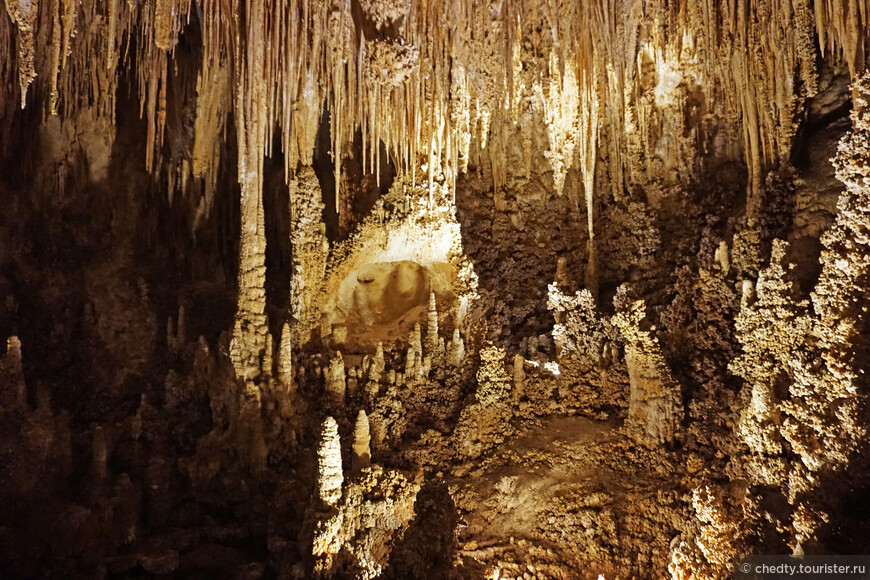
[0,1,869,578]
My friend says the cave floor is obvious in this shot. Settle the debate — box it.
[447,416,685,579]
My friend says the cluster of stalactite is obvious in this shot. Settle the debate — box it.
[1,0,867,375]
[3,0,867,202]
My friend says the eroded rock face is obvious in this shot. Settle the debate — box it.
[0,4,869,579]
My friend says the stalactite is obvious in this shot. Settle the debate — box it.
[538,53,580,198]
[192,55,230,227]
[2,0,864,211]
[578,67,600,298]
[4,0,38,107]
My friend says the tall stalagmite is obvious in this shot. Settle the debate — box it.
[317,416,343,506]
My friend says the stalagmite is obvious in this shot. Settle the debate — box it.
[278,323,293,387]
[352,410,371,471]
[410,323,422,357]
[613,299,683,447]
[426,292,439,353]
[369,342,385,383]
[5,336,25,412]
[404,346,417,379]
[262,332,273,376]
[512,353,525,403]
[741,279,755,303]
[715,241,730,275]
[449,329,465,366]
[230,192,269,379]
[290,169,329,345]
[317,417,343,506]
[326,352,346,404]
[476,345,511,406]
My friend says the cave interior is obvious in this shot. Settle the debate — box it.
[0,1,869,578]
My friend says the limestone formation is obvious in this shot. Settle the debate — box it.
[512,353,525,403]
[311,466,420,579]
[262,332,273,376]
[369,342,385,383]
[230,191,269,379]
[613,299,683,446]
[714,241,730,275]
[448,329,465,366]
[404,346,418,381]
[410,323,422,358]
[731,240,810,484]
[475,344,511,406]
[278,323,293,387]
[290,168,329,345]
[317,417,343,506]
[352,410,371,471]
[4,336,25,412]
[547,285,601,366]
[325,352,346,404]
[426,292,439,353]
